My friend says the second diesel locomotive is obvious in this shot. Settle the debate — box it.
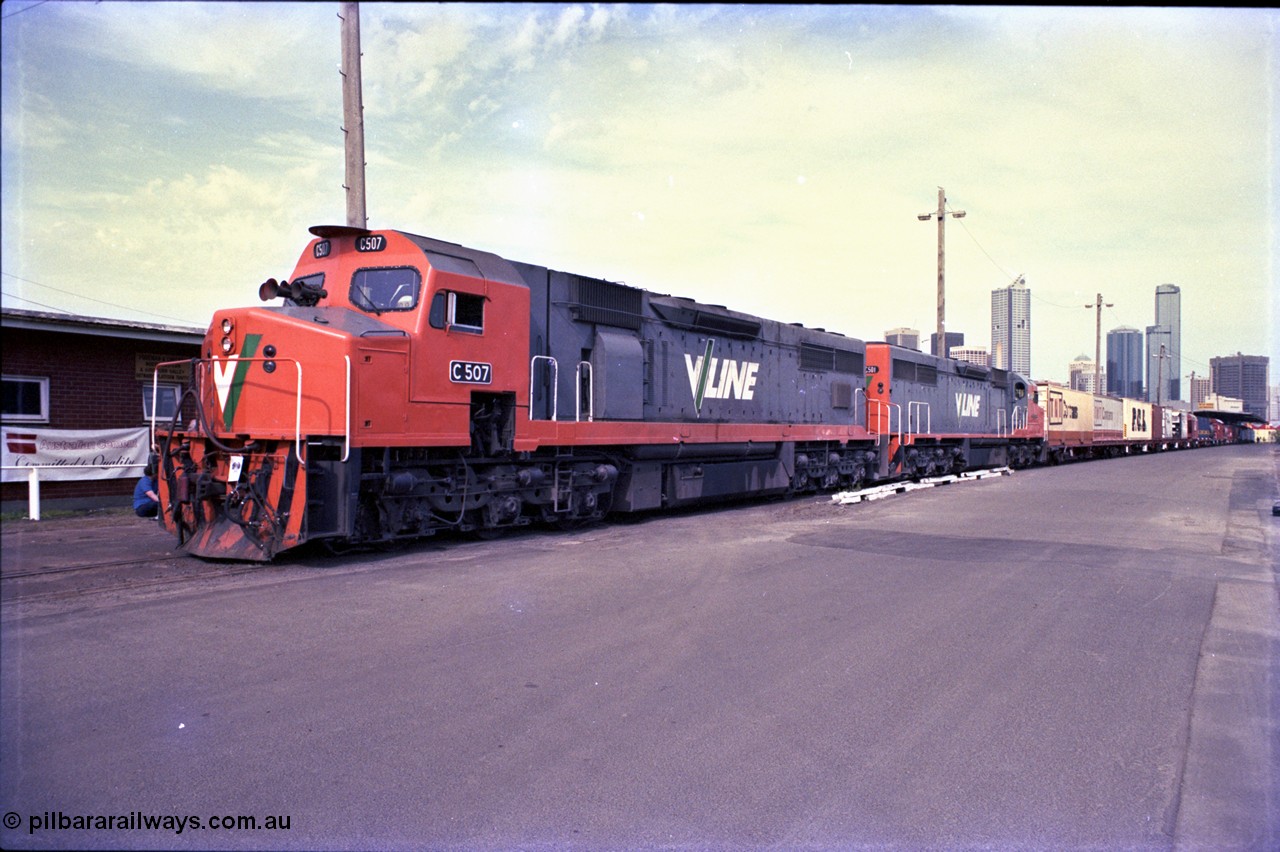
[156,225,1042,560]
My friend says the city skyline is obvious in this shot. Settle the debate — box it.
[2,4,1275,385]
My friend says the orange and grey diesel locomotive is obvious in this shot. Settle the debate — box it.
[155,225,1043,560]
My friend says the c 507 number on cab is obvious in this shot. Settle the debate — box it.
[449,360,492,385]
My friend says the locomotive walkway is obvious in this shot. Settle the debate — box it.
[0,444,1276,850]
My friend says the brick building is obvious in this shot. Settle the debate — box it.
[2,309,204,512]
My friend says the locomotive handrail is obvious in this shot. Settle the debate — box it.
[343,354,351,462]
[530,356,558,421]
[854,387,872,438]
[575,361,593,422]
[152,357,306,468]
[907,401,931,436]
[151,358,199,451]
[868,399,902,443]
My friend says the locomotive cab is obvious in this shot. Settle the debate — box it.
[157,226,534,559]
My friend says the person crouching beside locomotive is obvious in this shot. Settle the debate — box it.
[133,464,159,518]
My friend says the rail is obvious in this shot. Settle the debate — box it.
[530,356,558,421]
[151,357,317,468]
[1010,405,1027,433]
[868,399,903,444]
[343,355,351,462]
[907,401,931,437]
[854,387,873,438]
[576,361,593,422]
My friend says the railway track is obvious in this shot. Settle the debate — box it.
[2,556,174,581]
[0,552,267,608]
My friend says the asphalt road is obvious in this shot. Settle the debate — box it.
[1,444,1276,850]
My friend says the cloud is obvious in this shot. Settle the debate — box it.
[0,90,76,151]
[1,4,1273,377]
[50,2,333,108]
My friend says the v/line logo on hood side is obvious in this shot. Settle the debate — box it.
[211,334,261,429]
[684,339,760,416]
[955,392,982,418]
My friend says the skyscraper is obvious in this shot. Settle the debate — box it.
[990,277,1030,375]
[1188,375,1212,409]
[884,328,920,351]
[1069,355,1103,393]
[1154,284,1181,400]
[1210,353,1270,421]
[930,331,964,359]
[1106,326,1143,399]
[949,346,989,367]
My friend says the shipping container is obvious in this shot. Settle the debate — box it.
[1123,398,1153,441]
[1093,395,1124,444]
[1037,382,1094,448]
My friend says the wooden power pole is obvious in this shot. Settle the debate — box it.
[918,188,965,357]
[1085,293,1112,394]
[340,2,367,228]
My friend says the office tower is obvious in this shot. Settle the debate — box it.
[1106,326,1144,399]
[1154,284,1181,400]
[884,328,920,351]
[1188,375,1211,409]
[930,331,964,359]
[949,346,989,367]
[991,278,1030,374]
[1210,353,1270,420]
[1069,355,1104,393]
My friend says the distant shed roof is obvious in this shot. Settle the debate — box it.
[1,308,205,345]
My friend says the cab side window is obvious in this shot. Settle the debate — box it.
[428,291,484,333]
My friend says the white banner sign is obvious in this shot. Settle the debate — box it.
[2,427,150,482]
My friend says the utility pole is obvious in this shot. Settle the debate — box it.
[917,188,965,357]
[339,2,367,228]
[1156,344,1169,406]
[1084,293,1113,394]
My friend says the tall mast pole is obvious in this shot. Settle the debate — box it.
[936,187,945,357]
[918,188,965,358]
[1085,293,1112,394]
[1157,344,1168,406]
[340,2,367,228]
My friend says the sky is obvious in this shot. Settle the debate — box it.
[2,2,1276,390]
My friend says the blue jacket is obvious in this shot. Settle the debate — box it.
[133,475,158,513]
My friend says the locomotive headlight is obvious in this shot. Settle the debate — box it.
[220,336,234,354]
[221,317,234,335]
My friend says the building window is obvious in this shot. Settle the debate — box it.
[143,383,181,422]
[2,375,49,423]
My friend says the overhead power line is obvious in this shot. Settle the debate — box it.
[1,1,53,21]
[2,271,200,325]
